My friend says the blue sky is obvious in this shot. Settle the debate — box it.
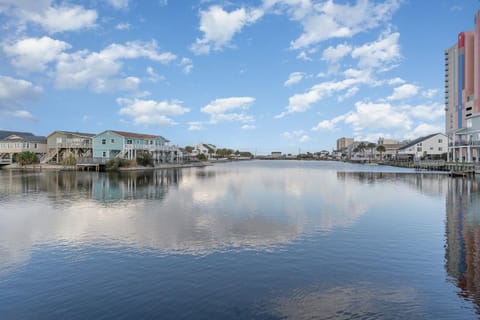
[0,0,478,154]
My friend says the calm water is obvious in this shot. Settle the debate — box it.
[0,160,479,319]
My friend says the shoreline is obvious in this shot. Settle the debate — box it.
[0,161,212,172]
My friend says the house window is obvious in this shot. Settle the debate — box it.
[417,143,422,146]
[417,147,422,152]
[102,139,106,145]
[150,140,153,145]
[439,147,443,151]
[127,139,132,144]
[438,139,443,143]
[34,143,37,149]
[430,147,433,150]
[102,152,106,157]
[111,139,115,143]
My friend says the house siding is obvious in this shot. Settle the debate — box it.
[93,132,125,159]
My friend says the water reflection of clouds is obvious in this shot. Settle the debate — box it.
[0,164,450,275]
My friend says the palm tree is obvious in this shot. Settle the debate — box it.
[376,145,386,160]
[357,142,366,158]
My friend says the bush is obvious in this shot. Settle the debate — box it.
[136,150,154,167]
[106,158,136,171]
[62,154,77,166]
[197,153,207,161]
[15,151,38,166]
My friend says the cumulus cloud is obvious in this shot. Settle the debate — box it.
[188,121,203,131]
[241,124,256,130]
[282,130,309,143]
[404,123,443,140]
[3,36,71,72]
[201,97,255,124]
[115,22,131,30]
[0,75,42,108]
[407,103,444,121]
[191,5,263,54]
[284,72,306,87]
[321,43,352,63]
[351,31,401,71]
[387,83,419,100]
[284,0,400,49]
[311,115,346,131]
[54,41,176,92]
[179,57,193,74]
[117,98,190,126]
[0,0,97,33]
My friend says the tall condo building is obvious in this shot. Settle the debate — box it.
[446,11,480,162]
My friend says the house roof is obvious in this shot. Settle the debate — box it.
[0,130,34,139]
[2,134,46,143]
[48,130,96,138]
[106,130,169,141]
[398,133,442,150]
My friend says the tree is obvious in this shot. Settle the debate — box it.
[197,153,207,161]
[376,145,386,160]
[15,151,38,166]
[184,146,193,153]
[357,142,366,158]
[136,150,154,167]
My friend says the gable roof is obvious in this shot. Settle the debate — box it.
[398,133,443,151]
[48,130,95,138]
[98,130,169,142]
[2,134,46,143]
[0,130,34,140]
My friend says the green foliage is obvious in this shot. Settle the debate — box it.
[106,158,136,171]
[240,151,253,158]
[184,146,193,153]
[62,154,77,166]
[215,148,233,157]
[197,153,207,161]
[376,145,386,153]
[15,151,38,166]
[136,150,153,167]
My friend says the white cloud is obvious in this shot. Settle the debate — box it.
[241,124,256,130]
[351,31,401,71]
[115,22,131,30]
[284,72,305,87]
[179,57,193,74]
[311,114,345,131]
[338,86,359,102]
[0,0,98,33]
[288,0,400,49]
[0,75,42,110]
[297,51,312,61]
[3,36,71,72]
[387,83,419,100]
[191,5,263,54]
[344,101,412,132]
[408,103,444,121]
[321,43,352,63]
[188,121,203,131]
[201,97,255,124]
[276,76,367,118]
[55,41,176,92]
[299,135,310,142]
[118,98,190,126]
[106,0,129,9]
[422,89,438,99]
[404,123,443,140]
[388,77,405,85]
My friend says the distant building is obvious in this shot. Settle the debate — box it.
[336,137,354,151]
[191,143,216,159]
[271,152,282,159]
[397,133,447,160]
[0,131,47,164]
[377,137,399,145]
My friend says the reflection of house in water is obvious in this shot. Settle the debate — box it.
[92,170,181,203]
[336,172,448,197]
[445,178,480,310]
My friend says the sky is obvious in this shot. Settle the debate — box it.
[0,0,478,154]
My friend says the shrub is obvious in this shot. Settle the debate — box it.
[106,158,136,171]
[136,150,154,167]
[62,154,77,166]
[15,151,38,166]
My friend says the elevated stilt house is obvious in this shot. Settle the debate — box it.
[42,131,95,164]
[92,130,183,164]
[0,130,47,164]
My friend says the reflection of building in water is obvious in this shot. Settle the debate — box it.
[445,178,480,310]
[92,169,181,202]
[336,172,448,198]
